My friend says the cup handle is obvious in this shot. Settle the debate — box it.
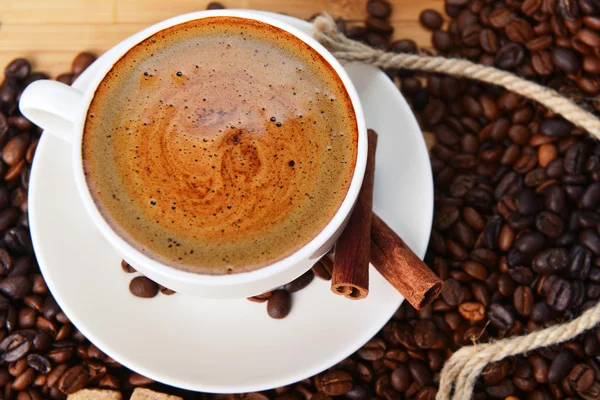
[19,80,84,144]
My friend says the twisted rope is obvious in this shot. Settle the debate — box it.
[311,13,600,400]
[312,14,600,139]
[437,302,600,400]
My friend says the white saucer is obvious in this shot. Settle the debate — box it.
[28,13,433,393]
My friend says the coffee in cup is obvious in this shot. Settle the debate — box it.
[82,17,358,274]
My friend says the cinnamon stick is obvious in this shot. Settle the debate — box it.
[370,213,443,309]
[331,129,378,299]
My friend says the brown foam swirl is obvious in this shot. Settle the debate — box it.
[83,17,358,273]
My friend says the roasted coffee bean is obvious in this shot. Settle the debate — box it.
[0,80,17,106]
[284,270,314,293]
[11,367,35,391]
[30,331,51,353]
[540,118,573,138]
[3,134,29,167]
[577,210,600,230]
[442,278,464,306]
[546,278,572,311]
[553,47,582,74]
[581,229,600,255]
[267,290,291,319]
[568,245,592,279]
[566,364,595,392]
[498,273,515,297]
[535,211,564,237]
[365,32,388,49]
[320,370,353,396]
[5,59,31,81]
[432,30,453,52]
[528,354,549,384]
[515,231,546,253]
[509,266,535,285]
[532,248,569,274]
[486,379,515,398]
[495,43,526,69]
[128,276,158,298]
[506,19,534,44]
[31,275,46,295]
[366,17,393,35]
[481,216,502,249]
[42,295,60,319]
[458,301,485,321]
[413,321,437,348]
[548,351,575,384]
[0,330,33,362]
[513,285,534,318]
[312,260,332,280]
[25,354,49,374]
[71,53,96,76]
[344,383,369,400]
[0,276,31,299]
[128,371,153,386]
[120,260,135,273]
[462,261,487,281]
[358,338,386,361]
[564,142,588,174]
[367,0,391,19]
[420,10,443,31]
[434,206,459,230]
[389,39,417,54]
[0,207,21,231]
[580,182,600,209]
[488,303,514,330]
[516,188,538,215]
[495,171,522,200]
[18,308,35,328]
[498,225,515,252]
[57,364,89,394]
[538,143,557,167]
[479,29,498,53]
[545,185,565,213]
[9,359,28,377]
[390,364,411,392]
[408,359,432,386]
[205,2,224,9]
[400,77,422,96]
[5,227,34,255]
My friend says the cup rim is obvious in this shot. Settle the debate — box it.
[71,9,368,287]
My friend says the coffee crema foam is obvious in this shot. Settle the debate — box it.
[82,17,358,274]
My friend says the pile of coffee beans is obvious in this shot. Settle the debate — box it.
[0,53,217,400]
[310,0,398,51]
[2,0,600,399]
[425,0,600,113]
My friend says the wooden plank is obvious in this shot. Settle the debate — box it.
[0,24,148,53]
[246,0,366,20]
[116,0,249,23]
[0,0,114,24]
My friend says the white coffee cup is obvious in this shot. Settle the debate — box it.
[19,10,367,299]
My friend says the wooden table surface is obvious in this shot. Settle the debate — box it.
[0,0,443,77]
